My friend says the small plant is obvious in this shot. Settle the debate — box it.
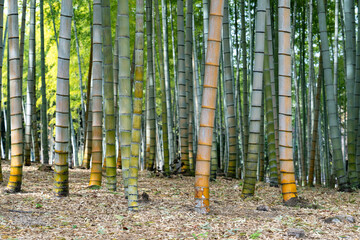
[250,230,262,239]
[35,203,43,209]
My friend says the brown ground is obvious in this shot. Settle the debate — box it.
[0,161,359,239]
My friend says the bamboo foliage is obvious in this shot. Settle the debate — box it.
[278,0,297,201]
[89,0,103,187]
[194,0,224,214]
[128,0,144,211]
[53,0,72,197]
[241,0,266,197]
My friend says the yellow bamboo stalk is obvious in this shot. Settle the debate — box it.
[194,0,224,214]
[278,0,297,201]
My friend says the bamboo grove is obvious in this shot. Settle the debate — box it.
[0,0,360,213]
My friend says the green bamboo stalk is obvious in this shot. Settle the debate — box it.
[118,0,131,196]
[185,0,194,174]
[177,0,189,173]
[154,0,170,175]
[0,0,3,182]
[344,1,358,187]
[241,0,266,197]
[222,0,237,178]
[317,0,348,190]
[102,0,116,191]
[128,0,144,211]
[264,31,278,187]
[53,0,72,197]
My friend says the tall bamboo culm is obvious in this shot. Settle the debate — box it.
[24,0,36,167]
[6,0,24,192]
[241,0,266,197]
[222,0,237,178]
[0,0,4,182]
[194,0,224,214]
[53,0,72,197]
[145,0,156,171]
[128,0,144,211]
[118,0,131,196]
[185,0,194,173]
[278,0,297,201]
[177,0,189,173]
[89,0,103,187]
[317,0,348,190]
[102,0,116,191]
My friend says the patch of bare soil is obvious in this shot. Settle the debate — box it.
[0,161,359,239]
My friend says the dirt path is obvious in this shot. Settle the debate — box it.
[0,161,359,239]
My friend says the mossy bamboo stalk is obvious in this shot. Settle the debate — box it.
[102,0,116,191]
[128,0,144,210]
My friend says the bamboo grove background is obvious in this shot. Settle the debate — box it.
[0,0,359,211]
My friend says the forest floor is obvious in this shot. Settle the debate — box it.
[0,161,359,239]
